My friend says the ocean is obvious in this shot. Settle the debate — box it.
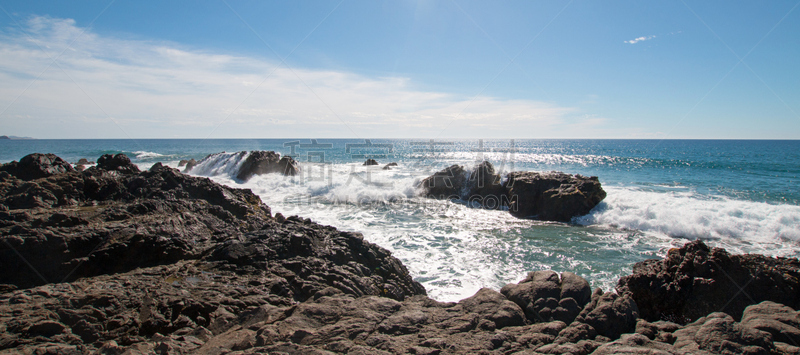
[2,138,799,302]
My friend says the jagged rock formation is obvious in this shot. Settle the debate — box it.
[236,151,300,180]
[418,161,606,222]
[182,159,197,172]
[94,153,140,175]
[0,153,74,181]
[505,171,606,222]
[617,240,800,324]
[501,271,592,325]
[418,164,468,199]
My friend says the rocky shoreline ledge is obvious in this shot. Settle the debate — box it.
[2,153,800,354]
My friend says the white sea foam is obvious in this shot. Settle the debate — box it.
[576,186,800,256]
[133,151,167,159]
[188,151,249,177]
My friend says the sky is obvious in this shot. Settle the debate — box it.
[0,1,798,139]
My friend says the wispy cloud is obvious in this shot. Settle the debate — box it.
[624,35,656,44]
[0,16,594,138]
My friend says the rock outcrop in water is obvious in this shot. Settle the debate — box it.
[505,171,606,222]
[185,151,300,179]
[2,153,800,354]
[182,159,197,172]
[418,161,606,222]
[236,151,300,180]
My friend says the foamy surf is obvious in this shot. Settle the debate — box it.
[181,147,800,302]
[576,186,800,257]
[133,151,168,159]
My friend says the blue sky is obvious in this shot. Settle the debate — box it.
[0,0,798,139]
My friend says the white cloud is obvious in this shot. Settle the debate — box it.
[0,16,587,138]
[624,35,656,44]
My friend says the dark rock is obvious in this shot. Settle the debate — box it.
[148,162,176,173]
[417,161,505,209]
[457,288,526,329]
[418,165,467,199]
[740,301,800,345]
[591,333,685,355]
[419,162,606,221]
[364,159,379,166]
[183,159,197,172]
[672,312,775,354]
[76,158,91,165]
[96,153,140,174]
[0,153,74,180]
[617,240,800,323]
[501,270,591,324]
[635,319,659,340]
[178,159,189,167]
[574,291,639,340]
[465,161,506,209]
[0,155,272,289]
[236,151,299,180]
[26,321,68,337]
[382,162,398,170]
[504,171,606,222]
[555,322,597,344]
[206,223,425,302]
[277,156,300,177]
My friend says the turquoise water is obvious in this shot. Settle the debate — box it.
[2,139,799,301]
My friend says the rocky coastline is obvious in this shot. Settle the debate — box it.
[2,153,800,354]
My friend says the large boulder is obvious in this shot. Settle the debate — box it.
[417,161,505,208]
[418,164,468,199]
[96,153,140,174]
[236,151,299,181]
[501,270,591,324]
[456,288,527,329]
[504,171,606,222]
[0,153,74,180]
[207,216,426,302]
[363,159,379,166]
[577,291,640,340]
[465,161,506,208]
[741,301,800,346]
[672,311,776,354]
[183,158,198,173]
[276,156,299,177]
[617,240,800,323]
[418,162,606,220]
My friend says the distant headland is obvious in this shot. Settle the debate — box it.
[0,135,35,140]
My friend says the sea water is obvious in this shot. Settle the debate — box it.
[2,139,799,301]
